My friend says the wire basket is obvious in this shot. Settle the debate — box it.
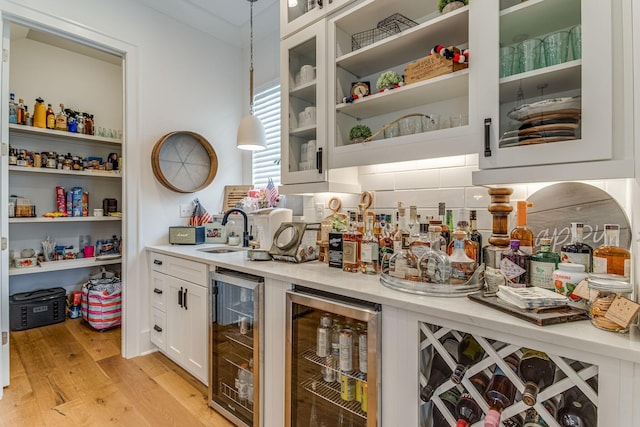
[351,13,418,51]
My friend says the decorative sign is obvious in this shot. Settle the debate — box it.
[527,182,631,252]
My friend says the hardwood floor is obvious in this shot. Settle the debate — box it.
[0,319,233,427]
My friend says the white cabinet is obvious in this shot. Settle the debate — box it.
[280,20,360,194]
[280,0,356,40]
[473,0,634,184]
[327,1,480,169]
[149,252,209,385]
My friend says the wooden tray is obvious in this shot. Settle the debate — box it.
[468,292,589,326]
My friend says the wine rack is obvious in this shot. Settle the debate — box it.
[419,322,599,427]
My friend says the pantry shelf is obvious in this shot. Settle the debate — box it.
[9,216,121,224]
[8,165,121,179]
[9,123,122,145]
[9,256,122,276]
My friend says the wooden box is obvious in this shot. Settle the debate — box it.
[404,48,468,85]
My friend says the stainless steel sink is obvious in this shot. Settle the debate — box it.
[198,246,246,254]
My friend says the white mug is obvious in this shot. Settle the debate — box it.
[304,106,317,124]
[300,65,316,83]
[306,140,317,163]
[298,111,310,127]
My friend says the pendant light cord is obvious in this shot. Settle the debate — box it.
[249,0,255,115]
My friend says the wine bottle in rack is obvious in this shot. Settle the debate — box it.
[432,387,461,427]
[518,349,556,406]
[557,387,597,427]
[455,393,483,427]
[484,354,520,427]
[451,334,485,384]
[420,352,452,402]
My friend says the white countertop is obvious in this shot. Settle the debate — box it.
[146,243,640,363]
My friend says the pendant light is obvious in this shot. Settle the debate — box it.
[237,0,267,151]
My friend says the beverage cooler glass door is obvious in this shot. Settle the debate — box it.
[209,268,264,427]
[285,288,381,427]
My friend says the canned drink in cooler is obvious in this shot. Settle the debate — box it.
[359,329,368,373]
[361,381,368,413]
[355,371,366,404]
[339,329,353,372]
[340,371,355,401]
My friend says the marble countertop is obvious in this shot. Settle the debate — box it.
[146,243,640,363]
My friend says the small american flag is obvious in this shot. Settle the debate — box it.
[266,178,279,207]
[189,198,212,226]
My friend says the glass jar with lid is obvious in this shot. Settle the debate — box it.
[587,274,634,333]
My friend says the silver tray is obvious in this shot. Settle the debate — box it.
[380,265,485,297]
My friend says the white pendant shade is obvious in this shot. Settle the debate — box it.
[237,114,267,151]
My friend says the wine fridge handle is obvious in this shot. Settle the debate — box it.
[484,118,492,157]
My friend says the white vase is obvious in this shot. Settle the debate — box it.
[442,1,465,14]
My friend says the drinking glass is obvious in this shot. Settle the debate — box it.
[570,24,582,60]
[543,31,570,66]
[384,122,400,138]
[517,38,544,73]
[300,142,308,163]
[422,114,440,131]
[399,117,417,136]
[499,46,515,77]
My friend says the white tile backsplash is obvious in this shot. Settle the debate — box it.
[359,172,395,191]
[440,166,475,188]
[416,155,466,170]
[394,169,440,190]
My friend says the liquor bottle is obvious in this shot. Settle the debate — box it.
[55,103,68,131]
[560,222,593,272]
[427,219,448,250]
[394,202,407,254]
[343,211,362,273]
[557,387,597,427]
[407,205,420,242]
[388,231,420,281]
[77,112,85,134]
[529,238,560,289]
[419,226,452,284]
[420,352,452,402]
[439,203,451,247]
[379,214,395,273]
[8,93,18,124]
[85,113,94,135]
[518,349,555,406]
[449,231,477,283]
[316,314,332,357]
[361,214,379,274]
[46,103,55,129]
[484,354,519,427]
[446,209,455,242]
[356,211,365,234]
[17,98,26,125]
[24,105,30,126]
[455,392,483,427]
[510,201,534,255]
[500,240,529,286]
[409,223,431,260]
[451,334,485,384]
[447,220,478,261]
[592,223,630,277]
[373,214,383,237]
[469,210,483,264]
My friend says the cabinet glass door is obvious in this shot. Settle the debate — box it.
[286,290,380,427]
[280,21,327,185]
[478,0,613,170]
[281,0,356,39]
[209,275,263,427]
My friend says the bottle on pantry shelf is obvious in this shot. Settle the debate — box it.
[8,93,18,124]
[556,386,597,427]
[33,97,46,128]
[449,231,477,283]
[510,201,534,255]
[529,238,560,289]
[316,313,332,357]
[85,113,94,135]
[500,240,529,286]
[432,387,461,427]
[24,105,31,126]
[592,223,630,277]
[55,103,68,131]
[46,103,55,129]
[561,222,593,272]
[451,334,485,384]
[379,214,394,272]
[469,210,483,264]
[484,354,520,427]
[77,112,85,134]
[438,203,451,247]
[17,98,26,125]
[342,211,362,273]
[420,351,452,402]
[67,109,78,133]
[361,214,379,274]
[388,229,420,281]
[518,349,555,406]
[418,225,452,283]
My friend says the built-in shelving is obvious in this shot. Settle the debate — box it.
[9,165,121,179]
[9,216,121,224]
[9,256,122,276]
[9,123,122,145]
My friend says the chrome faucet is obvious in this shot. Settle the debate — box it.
[221,208,251,247]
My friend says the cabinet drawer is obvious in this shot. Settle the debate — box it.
[150,271,167,312]
[149,252,167,274]
[150,308,167,352]
[164,256,207,285]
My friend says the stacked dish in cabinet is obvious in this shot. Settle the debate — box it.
[286,288,381,427]
[419,322,598,427]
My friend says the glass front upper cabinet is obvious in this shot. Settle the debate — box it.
[281,0,357,39]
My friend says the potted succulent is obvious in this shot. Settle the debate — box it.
[376,71,402,91]
[349,124,372,144]
[439,0,468,14]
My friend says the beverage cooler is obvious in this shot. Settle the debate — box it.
[209,268,264,427]
[286,286,381,427]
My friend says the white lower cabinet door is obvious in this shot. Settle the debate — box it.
[183,282,208,385]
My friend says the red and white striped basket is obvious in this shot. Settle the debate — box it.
[81,277,122,331]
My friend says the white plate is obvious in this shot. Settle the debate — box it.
[507,96,581,121]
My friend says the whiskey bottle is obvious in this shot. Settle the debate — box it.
[46,103,55,129]
[409,223,431,260]
[342,211,362,273]
[593,223,630,277]
[360,214,380,274]
[469,210,483,264]
[529,238,560,290]
[418,226,451,284]
[560,222,593,272]
[55,103,68,131]
[510,201,534,255]
[518,349,555,407]
[394,202,407,254]
[449,231,477,283]
[500,240,529,286]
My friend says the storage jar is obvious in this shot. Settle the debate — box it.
[551,263,588,300]
[587,274,633,333]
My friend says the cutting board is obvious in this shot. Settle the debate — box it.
[467,292,589,326]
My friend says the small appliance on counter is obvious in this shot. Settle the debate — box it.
[251,208,292,250]
[169,226,205,245]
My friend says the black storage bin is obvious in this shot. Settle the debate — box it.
[10,287,67,331]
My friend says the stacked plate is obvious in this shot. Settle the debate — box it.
[500,96,581,147]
